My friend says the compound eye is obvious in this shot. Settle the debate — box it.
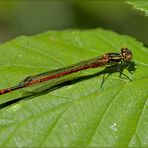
[121,48,133,61]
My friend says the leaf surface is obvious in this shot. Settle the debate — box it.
[0,29,148,147]
[127,0,148,15]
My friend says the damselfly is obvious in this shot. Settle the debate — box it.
[0,48,132,95]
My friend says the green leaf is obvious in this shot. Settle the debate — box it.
[127,0,148,15]
[0,29,148,147]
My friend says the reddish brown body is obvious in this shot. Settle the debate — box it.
[0,48,132,95]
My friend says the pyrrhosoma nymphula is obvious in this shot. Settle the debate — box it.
[0,48,132,95]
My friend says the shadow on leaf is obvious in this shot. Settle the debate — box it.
[0,61,136,109]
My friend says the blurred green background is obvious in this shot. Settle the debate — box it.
[0,1,148,44]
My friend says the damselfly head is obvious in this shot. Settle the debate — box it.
[121,48,132,62]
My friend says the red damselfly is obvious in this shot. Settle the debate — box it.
[0,48,132,95]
